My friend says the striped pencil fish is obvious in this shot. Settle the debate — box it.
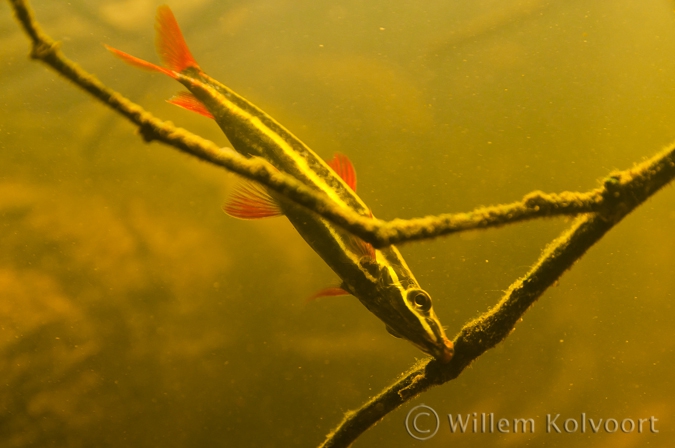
[106,5,453,362]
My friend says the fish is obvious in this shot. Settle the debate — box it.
[106,5,454,363]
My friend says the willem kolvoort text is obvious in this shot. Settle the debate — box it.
[447,413,659,434]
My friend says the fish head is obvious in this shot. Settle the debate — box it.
[381,286,454,363]
[354,259,454,363]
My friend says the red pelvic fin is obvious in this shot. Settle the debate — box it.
[167,92,214,119]
[155,5,200,73]
[346,209,375,260]
[348,235,376,260]
[306,286,351,303]
[327,153,357,191]
[223,180,283,219]
[105,45,177,78]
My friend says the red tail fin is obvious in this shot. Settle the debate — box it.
[155,5,200,73]
[105,45,177,78]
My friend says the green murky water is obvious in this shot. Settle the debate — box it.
[1,0,674,446]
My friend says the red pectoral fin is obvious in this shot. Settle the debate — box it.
[167,92,214,119]
[223,180,283,219]
[306,286,351,303]
[327,153,357,192]
[155,5,200,72]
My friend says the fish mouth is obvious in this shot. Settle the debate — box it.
[430,338,454,363]
[410,336,454,363]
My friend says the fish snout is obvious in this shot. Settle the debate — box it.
[438,338,454,363]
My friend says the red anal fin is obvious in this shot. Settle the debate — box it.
[167,92,214,119]
[223,180,283,219]
[327,153,357,191]
[155,5,200,73]
[105,45,177,78]
[306,286,351,303]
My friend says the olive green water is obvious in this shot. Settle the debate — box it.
[1,1,674,447]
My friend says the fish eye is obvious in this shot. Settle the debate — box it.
[407,289,432,312]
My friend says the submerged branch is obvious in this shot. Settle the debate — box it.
[320,146,675,447]
[10,0,673,250]
[7,0,379,244]
[377,146,675,245]
[8,1,675,447]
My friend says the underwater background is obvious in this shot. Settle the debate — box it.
[1,0,674,446]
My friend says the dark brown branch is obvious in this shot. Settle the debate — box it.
[319,145,675,447]
[10,0,669,249]
[7,0,381,242]
[7,2,675,446]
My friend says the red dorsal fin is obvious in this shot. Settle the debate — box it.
[105,45,177,78]
[167,92,214,119]
[155,5,200,73]
[223,180,283,219]
[306,286,351,303]
[327,153,357,191]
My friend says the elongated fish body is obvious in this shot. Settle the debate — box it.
[107,6,453,362]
